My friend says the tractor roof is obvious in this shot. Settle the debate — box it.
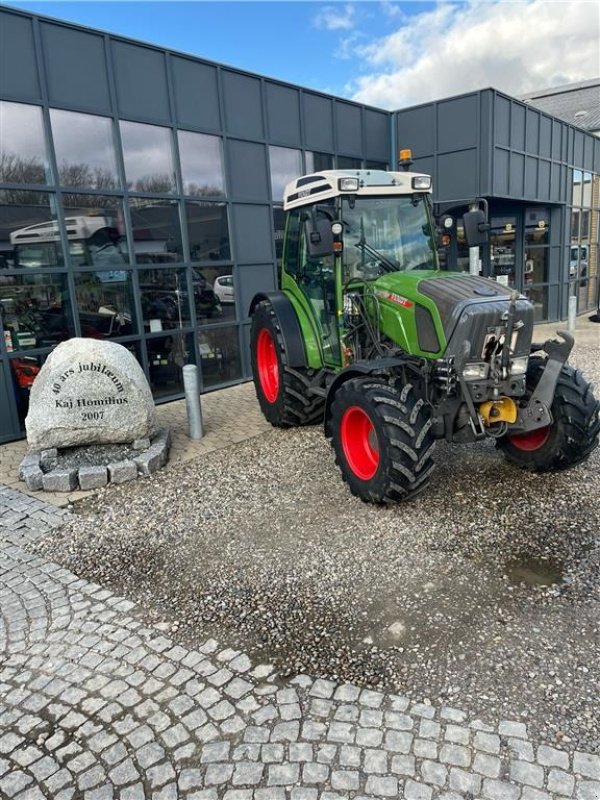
[283,169,432,211]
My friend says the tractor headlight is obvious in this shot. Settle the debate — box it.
[462,362,489,380]
[412,175,432,190]
[510,356,529,375]
[339,177,360,191]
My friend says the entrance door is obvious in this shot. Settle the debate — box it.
[488,214,518,289]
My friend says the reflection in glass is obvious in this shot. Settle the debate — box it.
[10,354,47,425]
[120,121,176,193]
[273,206,285,270]
[524,207,549,246]
[198,326,241,388]
[572,169,582,206]
[523,285,548,322]
[582,172,593,208]
[129,199,183,264]
[305,152,334,173]
[489,216,516,286]
[139,268,191,330]
[186,201,230,262]
[523,248,548,284]
[0,273,72,351]
[51,109,119,190]
[191,266,235,323]
[269,146,302,201]
[178,131,225,197]
[61,195,128,267]
[0,190,63,268]
[74,271,136,338]
[0,101,49,185]
[147,332,193,398]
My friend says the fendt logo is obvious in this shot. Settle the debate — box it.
[375,290,414,308]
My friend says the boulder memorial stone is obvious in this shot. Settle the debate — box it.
[26,338,158,449]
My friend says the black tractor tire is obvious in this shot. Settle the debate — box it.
[497,358,600,471]
[329,376,436,504]
[250,300,324,427]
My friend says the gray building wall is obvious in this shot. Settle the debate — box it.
[394,89,600,322]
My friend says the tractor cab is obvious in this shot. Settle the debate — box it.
[280,169,438,367]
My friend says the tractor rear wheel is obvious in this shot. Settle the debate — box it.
[329,376,436,504]
[250,300,324,427]
[498,358,600,471]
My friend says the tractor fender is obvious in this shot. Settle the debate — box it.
[324,358,407,434]
[249,291,308,369]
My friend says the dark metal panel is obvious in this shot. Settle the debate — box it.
[335,101,362,156]
[266,82,301,146]
[538,159,551,201]
[364,109,389,161]
[594,137,600,173]
[550,162,561,202]
[396,105,434,158]
[302,92,333,152]
[436,94,477,153]
[493,148,510,195]
[494,94,510,147]
[41,23,110,113]
[524,156,538,198]
[551,119,562,161]
[112,41,170,122]
[479,90,493,196]
[539,115,551,159]
[0,10,40,101]
[436,149,477,201]
[510,102,526,151]
[525,108,539,153]
[411,155,434,178]
[226,139,268,201]
[231,204,274,264]
[222,70,264,140]
[509,151,525,196]
[171,56,221,132]
[583,132,594,171]
[573,129,584,167]
[237,264,277,321]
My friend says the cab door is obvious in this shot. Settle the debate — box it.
[282,208,341,366]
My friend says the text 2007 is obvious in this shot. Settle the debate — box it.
[82,411,104,421]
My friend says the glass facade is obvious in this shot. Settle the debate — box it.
[569,170,599,314]
[0,99,237,434]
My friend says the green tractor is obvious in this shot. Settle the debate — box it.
[250,167,599,503]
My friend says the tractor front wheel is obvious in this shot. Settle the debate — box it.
[498,359,600,471]
[329,377,436,504]
[250,300,324,427]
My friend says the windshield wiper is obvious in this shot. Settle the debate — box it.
[355,236,398,273]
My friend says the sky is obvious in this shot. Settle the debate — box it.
[4,0,600,109]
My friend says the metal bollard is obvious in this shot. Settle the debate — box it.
[182,364,203,440]
[567,295,577,333]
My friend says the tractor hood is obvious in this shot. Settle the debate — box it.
[369,271,532,359]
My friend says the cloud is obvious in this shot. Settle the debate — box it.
[314,3,356,31]
[348,0,600,110]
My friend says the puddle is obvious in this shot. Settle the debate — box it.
[505,557,564,587]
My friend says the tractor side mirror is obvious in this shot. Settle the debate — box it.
[304,218,334,258]
[463,209,490,247]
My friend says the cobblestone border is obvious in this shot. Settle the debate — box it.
[18,429,171,493]
[1,483,599,799]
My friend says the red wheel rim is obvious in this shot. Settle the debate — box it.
[256,328,279,403]
[507,426,551,451]
[340,405,380,480]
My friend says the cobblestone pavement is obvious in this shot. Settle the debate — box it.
[1,485,599,800]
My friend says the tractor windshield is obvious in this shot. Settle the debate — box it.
[341,194,437,281]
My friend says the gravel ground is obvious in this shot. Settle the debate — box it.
[35,343,600,754]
